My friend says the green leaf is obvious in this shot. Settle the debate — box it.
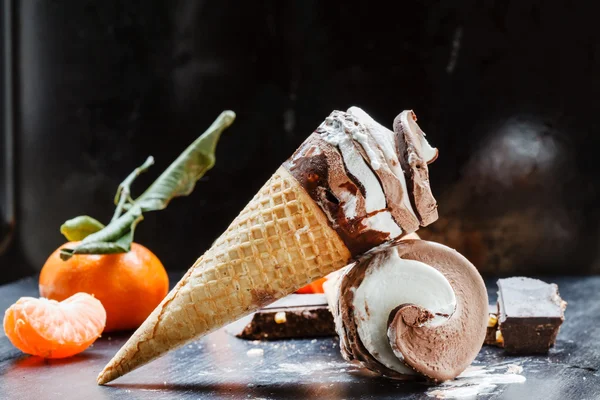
[59,110,235,260]
[60,206,144,260]
[112,210,144,251]
[81,205,142,244]
[134,110,236,212]
[60,216,105,241]
[60,243,128,261]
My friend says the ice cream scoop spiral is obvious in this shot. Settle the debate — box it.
[324,239,488,381]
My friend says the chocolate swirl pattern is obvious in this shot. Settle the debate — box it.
[324,239,488,382]
[284,107,438,255]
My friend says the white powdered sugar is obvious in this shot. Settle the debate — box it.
[427,362,526,398]
[246,348,264,358]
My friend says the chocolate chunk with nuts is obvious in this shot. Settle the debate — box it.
[484,304,500,346]
[234,294,335,340]
[497,277,567,354]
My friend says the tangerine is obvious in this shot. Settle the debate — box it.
[39,242,169,332]
[3,293,106,358]
[296,277,327,294]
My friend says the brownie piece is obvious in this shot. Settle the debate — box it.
[234,294,336,340]
[497,277,567,354]
[484,304,500,346]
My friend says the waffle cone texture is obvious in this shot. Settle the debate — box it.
[97,167,351,384]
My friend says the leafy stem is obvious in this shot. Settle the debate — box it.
[59,110,236,261]
[111,156,155,222]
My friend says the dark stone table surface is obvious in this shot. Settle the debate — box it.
[0,275,598,400]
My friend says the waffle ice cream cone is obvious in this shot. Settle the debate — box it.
[98,107,440,384]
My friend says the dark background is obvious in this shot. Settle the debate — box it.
[1,0,600,283]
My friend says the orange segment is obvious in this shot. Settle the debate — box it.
[3,293,106,358]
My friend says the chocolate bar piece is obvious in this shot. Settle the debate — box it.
[484,304,500,346]
[497,277,567,354]
[231,294,336,340]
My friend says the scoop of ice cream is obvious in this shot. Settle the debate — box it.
[284,107,438,256]
[394,111,439,226]
[325,240,488,381]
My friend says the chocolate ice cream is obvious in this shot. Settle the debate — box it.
[284,107,438,255]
